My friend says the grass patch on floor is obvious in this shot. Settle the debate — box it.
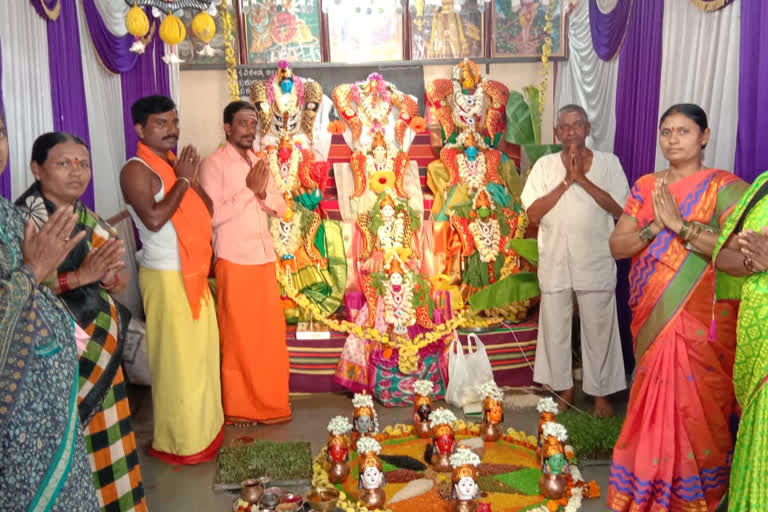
[558,410,624,460]
[215,439,312,485]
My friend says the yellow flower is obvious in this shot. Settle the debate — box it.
[369,170,396,194]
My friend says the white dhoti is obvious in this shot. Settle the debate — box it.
[534,289,626,397]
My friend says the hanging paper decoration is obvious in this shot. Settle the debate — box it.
[126,4,152,54]
[123,0,214,12]
[191,11,216,56]
[159,13,187,63]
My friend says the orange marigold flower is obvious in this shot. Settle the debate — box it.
[328,120,347,134]
[409,116,427,133]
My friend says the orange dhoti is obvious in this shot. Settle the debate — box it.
[215,259,291,423]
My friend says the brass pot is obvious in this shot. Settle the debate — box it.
[328,461,350,483]
[431,451,452,473]
[240,478,264,504]
[305,487,340,512]
[451,499,479,512]
[360,487,386,509]
[539,472,567,499]
[415,420,432,438]
[480,421,501,442]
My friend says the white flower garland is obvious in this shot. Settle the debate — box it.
[377,214,406,251]
[359,93,391,125]
[270,214,303,258]
[356,436,381,455]
[267,144,301,196]
[413,380,434,396]
[364,152,395,177]
[537,397,559,414]
[451,81,485,120]
[449,447,481,468]
[456,151,487,191]
[542,422,568,443]
[479,380,503,402]
[352,393,375,409]
[384,270,415,330]
[469,217,501,263]
[328,416,353,436]
[429,408,457,428]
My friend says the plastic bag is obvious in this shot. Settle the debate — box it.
[445,333,494,407]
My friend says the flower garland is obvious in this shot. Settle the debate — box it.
[469,217,501,263]
[384,271,415,330]
[429,407,457,428]
[328,416,353,436]
[537,397,559,414]
[352,392,375,409]
[377,215,406,251]
[456,152,487,191]
[542,422,568,443]
[538,0,557,118]
[270,215,302,258]
[356,436,381,455]
[449,447,481,468]
[479,380,503,402]
[267,145,301,195]
[364,152,395,177]
[451,81,486,120]
[220,0,239,101]
[413,380,434,396]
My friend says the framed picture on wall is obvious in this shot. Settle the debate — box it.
[492,0,567,59]
[326,6,404,63]
[410,3,484,60]
[240,0,323,63]
[177,3,239,66]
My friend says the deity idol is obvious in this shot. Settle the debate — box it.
[429,407,457,472]
[412,379,435,438]
[449,448,482,512]
[478,380,504,441]
[426,58,532,322]
[356,437,386,510]
[326,415,353,483]
[250,60,346,319]
[539,422,570,500]
[351,391,378,442]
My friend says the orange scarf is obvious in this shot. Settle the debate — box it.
[136,142,212,319]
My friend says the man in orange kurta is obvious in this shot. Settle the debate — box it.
[199,101,290,425]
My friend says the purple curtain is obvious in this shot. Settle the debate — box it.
[734,1,768,183]
[588,0,634,61]
[0,39,10,200]
[81,0,139,73]
[29,0,61,21]
[47,0,94,208]
[121,31,171,160]
[612,0,664,373]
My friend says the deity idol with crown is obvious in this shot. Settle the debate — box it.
[326,415,353,483]
[251,61,346,319]
[356,437,386,510]
[426,59,532,322]
[429,407,457,472]
[539,422,570,500]
[331,72,425,217]
[478,380,504,441]
[412,379,435,438]
[351,392,378,443]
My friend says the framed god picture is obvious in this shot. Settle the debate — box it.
[492,0,567,59]
[241,0,323,63]
[326,4,404,63]
[410,2,484,60]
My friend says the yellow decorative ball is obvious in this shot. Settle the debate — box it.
[159,13,187,46]
[125,5,150,38]
[191,11,216,43]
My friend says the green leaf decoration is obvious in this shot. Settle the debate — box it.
[523,86,542,145]
[369,271,388,296]
[493,468,543,496]
[522,144,562,169]
[450,199,474,219]
[467,272,540,311]
[505,90,535,145]
[499,159,523,203]
[506,239,539,266]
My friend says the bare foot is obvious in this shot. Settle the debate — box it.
[593,396,615,418]
[556,387,574,412]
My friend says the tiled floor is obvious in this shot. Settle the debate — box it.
[128,385,619,511]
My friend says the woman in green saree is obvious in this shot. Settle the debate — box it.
[713,170,768,509]
[0,118,99,508]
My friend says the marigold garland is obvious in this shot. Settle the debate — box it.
[538,0,557,119]
[220,0,239,101]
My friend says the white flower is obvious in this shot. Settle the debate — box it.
[541,422,568,443]
[356,436,381,455]
[352,392,374,409]
[413,380,434,396]
[478,380,503,402]
[449,447,480,468]
[327,416,352,436]
[536,397,559,414]
[429,408,457,428]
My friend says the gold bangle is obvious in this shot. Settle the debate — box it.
[678,220,691,241]
[637,224,655,243]
[177,177,191,188]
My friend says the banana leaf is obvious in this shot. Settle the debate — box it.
[522,143,562,169]
[467,271,540,310]
[523,86,542,145]
[505,90,535,145]
[506,238,539,266]
[499,159,523,202]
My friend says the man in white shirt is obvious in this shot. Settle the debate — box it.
[521,105,629,417]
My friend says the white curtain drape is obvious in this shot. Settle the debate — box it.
[93,0,129,36]
[654,0,740,172]
[0,3,54,198]
[77,0,127,217]
[555,0,619,151]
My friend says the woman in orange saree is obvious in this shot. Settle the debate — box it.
[607,104,748,512]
